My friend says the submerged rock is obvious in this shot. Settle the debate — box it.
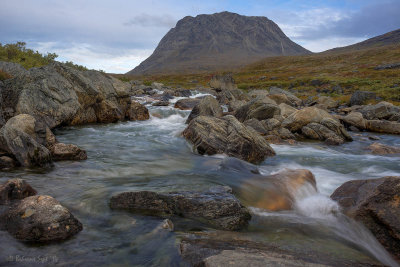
[0,195,83,242]
[182,115,275,164]
[0,179,37,205]
[110,186,251,231]
[239,169,316,211]
[331,176,400,260]
[366,143,400,155]
[186,95,223,123]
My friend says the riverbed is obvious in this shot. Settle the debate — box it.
[1,96,400,266]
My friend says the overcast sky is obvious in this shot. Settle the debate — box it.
[0,0,399,73]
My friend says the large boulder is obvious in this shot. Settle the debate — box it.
[358,102,400,120]
[125,101,150,121]
[340,112,367,130]
[0,61,28,77]
[349,91,376,106]
[0,195,83,242]
[331,177,400,259]
[234,98,281,122]
[186,96,223,124]
[269,87,302,106]
[0,179,37,205]
[366,120,400,135]
[216,88,249,105]
[110,186,251,231]
[279,103,297,118]
[174,98,201,110]
[239,169,316,211]
[282,107,331,132]
[316,96,339,109]
[0,62,135,128]
[0,114,52,167]
[182,115,275,164]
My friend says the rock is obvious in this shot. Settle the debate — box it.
[228,100,246,112]
[0,195,83,242]
[0,61,28,77]
[267,94,292,106]
[269,87,302,106]
[349,91,376,106]
[234,98,280,122]
[316,96,339,109]
[0,62,133,128]
[186,96,223,124]
[279,103,297,117]
[0,114,52,167]
[244,119,268,135]
[310,79,325,86]
[366,120,400,135]
[183,115,275,164]
[110,186,251,231]
[216,88,249,105]
[366,143,400,155]
[174,98,201,110]
[219,157,260,174]
[374,63,400,70]
[340,112,367,130]
[331,176,400,259]
[359,102,400,120]
[209,74,237,91]
[0,155,17,170]
[175,89,192,97]
[239,169,316,211]
[331,85,344,94]
[51,143,88,161]
[0,179,37,205]
[151,82,164,90]
[126,101,150,121]
[301,121,348,145]
[152,101,169,106]
[262,118,281,131]
[248,89,269,99]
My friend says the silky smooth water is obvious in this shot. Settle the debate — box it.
[1,97,400,266]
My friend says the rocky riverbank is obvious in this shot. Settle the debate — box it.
[1,63,400,266]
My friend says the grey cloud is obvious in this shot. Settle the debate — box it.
[124,14,177,28]
[297,1,400,40]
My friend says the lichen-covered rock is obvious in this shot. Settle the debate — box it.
[234,98,281,122]
[340,112,367,130]
[126,101,149,121]
[269,87,302,106]
[94,99,124,123]
[0,195,83,242]
[0,114,52,167]
[349,91,376,106]
[182,115,275,164]
[316,96,339,109]
[279,103,297,117]
[359,102,400,120]
[0,179,37,205]
[110,186,251,231]
[331,176,400,259]
[51,143,88,161]
[186,96,223,123]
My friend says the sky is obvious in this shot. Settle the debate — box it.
[0,0,399,73]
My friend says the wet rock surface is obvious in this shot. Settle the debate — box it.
[186,95,223,123]
[110,186,251,231]
[182,115,275,164]
[0,179,37,205]
[174,98,201,110]
[331,176,400,260]
[0,195,83,242]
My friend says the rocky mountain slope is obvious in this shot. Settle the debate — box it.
[128,11,311,75]
[325,29,400,53]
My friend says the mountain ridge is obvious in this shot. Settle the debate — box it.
[127,11,311,75]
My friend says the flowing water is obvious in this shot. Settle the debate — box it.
[1,93,400,266]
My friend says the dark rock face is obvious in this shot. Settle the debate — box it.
[186,96,223,123]
[0,61,145,129]
[0,179,37,205]
[182,115,275,164]
[0,195,83,242]
[128,11,310,75]
[0,114,52,167]
[331,176,400,260]
[350,91,376,106]
[174,98,201,110]
[110,186,251,231]
[234,98,281,122]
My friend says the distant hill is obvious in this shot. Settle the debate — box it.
[127,11,311,75]
[325,29,400,53]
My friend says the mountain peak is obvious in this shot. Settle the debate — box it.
[128,12,310,75]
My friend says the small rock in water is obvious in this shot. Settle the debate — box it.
[0,179,37,205]
[368,136,380,140]
[162,219,174,231]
